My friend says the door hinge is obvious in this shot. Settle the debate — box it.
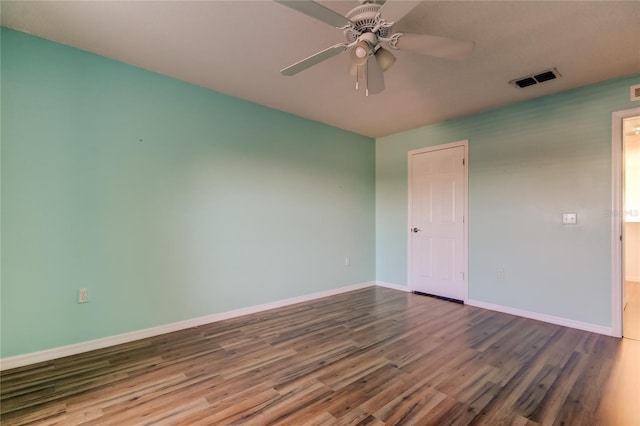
[463,158,465,165]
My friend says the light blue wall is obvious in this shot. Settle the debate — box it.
[376,74,640,327]
[0,29,375,358]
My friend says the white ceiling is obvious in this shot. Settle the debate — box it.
[2,0,639,138]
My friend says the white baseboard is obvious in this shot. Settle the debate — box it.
[466,299,613,336]
[0,281,376,371]
[375,281,410,292]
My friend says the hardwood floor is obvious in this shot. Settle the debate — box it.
[2,287,639,425]
[624,280,640,340]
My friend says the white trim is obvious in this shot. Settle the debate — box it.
[611,107,640,338]
[375,281,411,292]
[407,140,469,301]
[466,299,613,336]
[0,281,375,371]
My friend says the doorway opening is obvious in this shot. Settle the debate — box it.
[612,107,640,339]
[622,115,640,340]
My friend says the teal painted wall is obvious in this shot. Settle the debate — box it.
[376,74,640,327]
[0,29,375,358]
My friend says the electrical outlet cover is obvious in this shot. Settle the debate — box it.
[562,213,577,225]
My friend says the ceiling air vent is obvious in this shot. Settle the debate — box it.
[510,68,561,88]
[631,84,640,102]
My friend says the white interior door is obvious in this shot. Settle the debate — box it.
[409,142,467,301]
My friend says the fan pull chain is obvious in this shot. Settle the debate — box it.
[353,63,370,95]
[365,63,369,97]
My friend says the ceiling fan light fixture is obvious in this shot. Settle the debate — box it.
[350,41,371,65]
[374,47,396,72]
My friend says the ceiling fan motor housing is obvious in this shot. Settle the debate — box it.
[344,3,391,43]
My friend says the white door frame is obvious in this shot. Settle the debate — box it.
[407,140,469,300]
[611,107,640,337]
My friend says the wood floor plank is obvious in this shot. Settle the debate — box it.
[373,379,448,424]
[0,401,68,426]
[2,287,638,425]
[335,407,384,426]
[228,380,333,425]
[596,337,640,425]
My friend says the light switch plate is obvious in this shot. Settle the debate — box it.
[562,213,577,225]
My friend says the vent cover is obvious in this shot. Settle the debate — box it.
[510,68,561,89]
[631,84,640,102]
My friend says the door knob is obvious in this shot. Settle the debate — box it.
[412,227,421,233]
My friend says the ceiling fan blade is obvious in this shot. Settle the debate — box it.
[366,55,385,95]
[275,1,353,28]
[391,33,474,60]
[378,0,421,25]
[281,44,348,76]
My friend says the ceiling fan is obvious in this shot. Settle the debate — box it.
[276,0,474,96]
